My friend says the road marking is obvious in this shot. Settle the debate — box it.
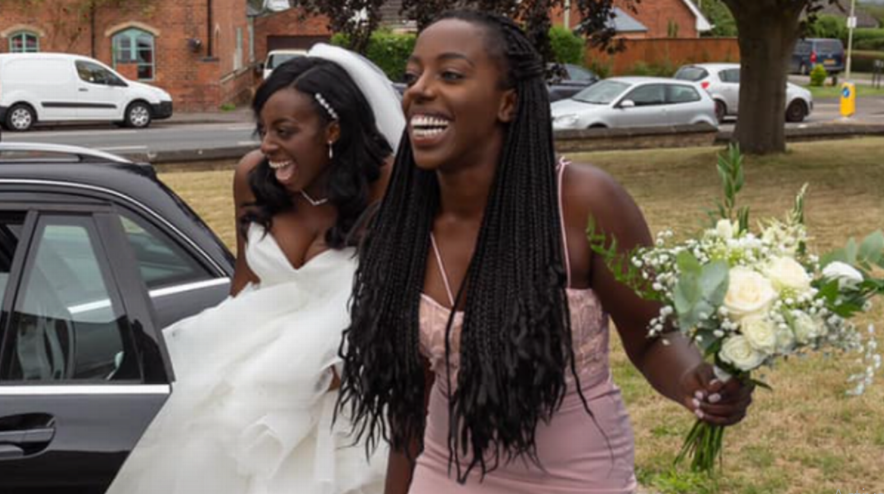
[237,141,260,146]
[98,145,148,151]
[27,129,139,137]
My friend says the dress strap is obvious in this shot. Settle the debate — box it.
[557,157,573,289]
[430,232,456,307]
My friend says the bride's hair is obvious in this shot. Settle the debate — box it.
[338,10,596,481]
[243,57,393,248]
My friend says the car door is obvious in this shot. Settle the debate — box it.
[718,69,741,115]
[75,61,127,121]
[665,83,707,125]
[0,200,172,494]
[611,83,669,127]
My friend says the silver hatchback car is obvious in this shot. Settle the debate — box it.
[551,77,718,130]
[674,63,813,123]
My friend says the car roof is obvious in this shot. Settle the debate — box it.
[682,63,739,70]
[0,52,96,62]
[605,76,695,84]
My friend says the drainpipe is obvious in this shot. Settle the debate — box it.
[564,0,571,29]
[207,0,213,57]
[90,1,97,58]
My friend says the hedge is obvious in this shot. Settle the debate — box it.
[549,26,584,65]
[331,31,416,82]
[850,50,884,73]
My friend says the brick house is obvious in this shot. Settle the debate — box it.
[553,0,711,39]
[0,0,254,111]
[251,6,331,65]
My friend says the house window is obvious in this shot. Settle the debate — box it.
[112,28,155,80]
[9,31,39,53]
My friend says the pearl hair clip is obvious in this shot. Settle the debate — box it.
[314,93,339,121]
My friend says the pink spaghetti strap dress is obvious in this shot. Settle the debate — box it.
[408,159,638,494]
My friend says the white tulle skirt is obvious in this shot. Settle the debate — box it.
[107,280,386,494]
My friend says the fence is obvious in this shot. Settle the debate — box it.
[588,38,741,76]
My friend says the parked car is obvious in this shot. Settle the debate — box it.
[790,38,845,75]
[0,143,234,493]
[674,63,813,123]
[550,77,717,130]
[0,53,173,132]
[547,63,600,102]
[261,49,308,80]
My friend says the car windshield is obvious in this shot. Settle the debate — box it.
[674,66,708,81]
[566,64,596,82]
[572,80,630,104]
[268,53,303,69]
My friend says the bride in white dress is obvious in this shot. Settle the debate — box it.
[107,44,404,494]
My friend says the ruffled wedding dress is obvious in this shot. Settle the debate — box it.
[107,224,385,494]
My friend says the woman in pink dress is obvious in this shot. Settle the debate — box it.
[337,10,755,494]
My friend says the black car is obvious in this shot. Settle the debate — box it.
[547,63,600,102]
[0,143,234,493]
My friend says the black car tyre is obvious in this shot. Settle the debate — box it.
[124,101,152,128]
[714,100,727,124]
[785,100,807,123]
[5,103,36,131]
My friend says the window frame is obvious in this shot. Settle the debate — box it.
[8,30,39,53]
[622,83,668,107]
[111,28,156,81]
[666,84,702,105]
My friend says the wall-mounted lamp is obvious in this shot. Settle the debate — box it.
[187,38,203,53]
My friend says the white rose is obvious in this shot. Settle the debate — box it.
[792,311,823,344]
[822,261,864,290]
[719,335,766,371]
[716,219,735,239]
[740,315,778,354]
[723,267,778,321]
[765,256,811,294]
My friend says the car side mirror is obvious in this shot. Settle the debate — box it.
[619,99,636,109]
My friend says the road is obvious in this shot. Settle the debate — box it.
[2,97,883,156]
[1,122,260,155]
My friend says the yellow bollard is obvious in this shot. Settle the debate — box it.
[840,82,856,118]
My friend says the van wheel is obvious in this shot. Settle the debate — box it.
[5,104,36,131]
[786,100,807,123]
[124,102,152,128]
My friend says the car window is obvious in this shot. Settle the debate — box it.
[674,66,708,82]
[818,40,843,53]
[624,84,666,106]
[267,53,304,70]
[118,214,213,291]
[565,64,596,82]
[0,214,25,304]
[3,216,139,382]
[720,69,740,83]
[667,85,702,104]
[75,60,118,85]
[572,80,630,104]
[794,41,811,55]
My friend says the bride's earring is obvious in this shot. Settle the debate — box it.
[328,142,334,161]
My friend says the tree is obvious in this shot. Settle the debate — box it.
[697,0,737,37]
[399,0,631,65]
[287,0,386,54]
[720,0,837,154]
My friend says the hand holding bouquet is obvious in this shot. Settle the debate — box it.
[588,145,883,472]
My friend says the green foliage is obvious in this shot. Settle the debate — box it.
[699,0,737,37]
[626,60,676,77]
[586,57,613,79]
[809,63,829,86]
[809,14,847,40]
[667,19,681,38]
[585,217,659,302]
[709,143,748,232]
[853,29,884,51]
[851,50,884,72]
[548,25,584,65]
[333,30,416,81]
[219,102,236,112]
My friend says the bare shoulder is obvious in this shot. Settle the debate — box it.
[561,161,636,224]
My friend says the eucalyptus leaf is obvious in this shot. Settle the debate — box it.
[858,230,884,265]
[699,260,730,306]
[845,238,858,264]
[677,251,702,276]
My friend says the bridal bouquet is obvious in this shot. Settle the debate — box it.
[588,145,883,473]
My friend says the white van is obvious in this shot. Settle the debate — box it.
[0,53,173,131]
[262,49,307,80]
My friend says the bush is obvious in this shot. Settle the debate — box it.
[625,60,676,77]
[850,50,884,73]
[809,63,828,86]
[809,14,847,41]
[549,26,584,65]
[331,30,416,82]
[586,58,612,79]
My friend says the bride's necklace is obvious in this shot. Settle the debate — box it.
[300,190,329,207]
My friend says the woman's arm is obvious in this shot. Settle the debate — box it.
[384,360,435,494]
[230,150,263,296]
[563,163,752,425]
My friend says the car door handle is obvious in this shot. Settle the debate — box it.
[0,427,55,446]
[0,445,24,460]
[79,88,89,92]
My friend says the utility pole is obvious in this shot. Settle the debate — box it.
[846,0,857,80]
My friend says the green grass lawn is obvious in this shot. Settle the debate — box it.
[160,138,884,494]
[805,83,884,99]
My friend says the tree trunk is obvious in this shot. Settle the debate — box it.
[722,1,804,155]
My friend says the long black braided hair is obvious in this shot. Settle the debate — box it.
[337,10,595,481]
[242,57,392,248]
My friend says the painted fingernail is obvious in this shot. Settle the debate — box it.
[708,393,722,403]
[710,379,721,386]
[694,390,705,400]
[695,409,705,419]
[692,398,701,408]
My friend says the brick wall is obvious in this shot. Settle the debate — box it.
[0,0,252,112]
[253,8,331,64]
[550,0,699,38]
